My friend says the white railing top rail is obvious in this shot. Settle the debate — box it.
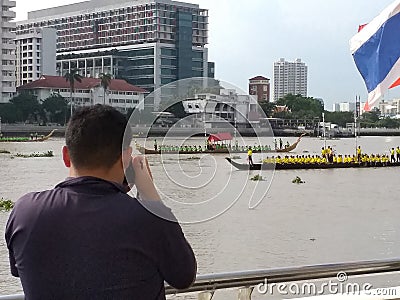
[0,258,399,299]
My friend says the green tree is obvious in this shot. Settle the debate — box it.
[324,111,354,127]
[99,73,112,104]
[276,94,324,119]
[41,94,68,124]
[376,117,400,128]
[360,108,381,128]
[0,103,21,123]
[10,93,40,122]
[259,101,276,118]
[63,69,82,115]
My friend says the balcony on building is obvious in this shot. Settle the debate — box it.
[3,21,16,29]
[2,10,16,18]
[2,53,16,61]
[3,75,16,83]
[2,86,15,93]
[2,43,16,51]
[2,0,16,7]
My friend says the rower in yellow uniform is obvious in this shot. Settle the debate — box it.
[247,147,254,167]
[356,146,362,162]
[390,148,396,163]
[321,147,326,159]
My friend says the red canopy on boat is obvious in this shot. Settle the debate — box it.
[207,132,233,142]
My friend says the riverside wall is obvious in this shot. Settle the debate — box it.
[2,124,400,137]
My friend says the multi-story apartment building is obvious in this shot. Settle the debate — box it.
[0,0,16,102]
[15,27,57,87]
[273,58,308,102]
[16,0,214,109]
[248,76,270,102]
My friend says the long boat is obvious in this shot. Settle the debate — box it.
[136,133,306,155]
[225,157,400,170]
[136,145,234,155]
[0,130,56,143]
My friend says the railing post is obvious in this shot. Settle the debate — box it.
[238,287,254,300]
[198,291,214,300]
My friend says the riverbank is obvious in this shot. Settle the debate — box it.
[3,123,400,137]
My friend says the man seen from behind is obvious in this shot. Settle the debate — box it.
[5,105,196,299]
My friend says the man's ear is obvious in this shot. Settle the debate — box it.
[62,146,71,168]
[122,146,133,168]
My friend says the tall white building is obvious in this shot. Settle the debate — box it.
[0,0,16,102]
[273,58,308,102]
[15,27,57,87]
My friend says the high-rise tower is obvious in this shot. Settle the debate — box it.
[0,0,16,102]
[273,58,307,101]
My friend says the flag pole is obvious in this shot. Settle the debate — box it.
[203,108,207,149]
[322,112,326,149]
[354,95,360,156]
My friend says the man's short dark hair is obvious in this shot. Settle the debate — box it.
[66,105,132,169]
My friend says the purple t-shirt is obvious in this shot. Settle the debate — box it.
[5,177,196,300]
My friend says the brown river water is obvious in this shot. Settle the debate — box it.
[0,136,399,297]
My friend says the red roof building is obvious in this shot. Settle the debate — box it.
[249,75,270,102]
[18,75,147,93]
[17,75,148,112]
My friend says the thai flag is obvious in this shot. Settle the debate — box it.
[350,0,400,111]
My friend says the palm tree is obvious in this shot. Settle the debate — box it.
[99,73,112,105]
[64,69,82,116]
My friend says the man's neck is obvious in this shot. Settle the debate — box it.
[69,167,124,185]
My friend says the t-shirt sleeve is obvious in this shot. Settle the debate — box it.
[5,209,19,277]
[8,249,19,277]
[5,193,40,278]
[157,220,197,289]
[141,200,197,289]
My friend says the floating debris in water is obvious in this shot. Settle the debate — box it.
[0,150,10,154]
[0,198,14,212]
[187,156,200,160]
[15,151,54,158]
[292,176,305,184]
[250,174,263,181]
[0,137,29,142]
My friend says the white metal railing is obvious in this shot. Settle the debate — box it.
[0,258,399,300]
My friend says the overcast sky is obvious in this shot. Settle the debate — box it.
[14,0,400,109]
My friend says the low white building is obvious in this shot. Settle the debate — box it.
[17,75,147,112]
[379,99,400,117]
[182,89,259,127]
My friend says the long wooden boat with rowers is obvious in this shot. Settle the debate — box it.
[0,130,56,143]
[225,157,400,170]
[136,145,234,155]
[136,133,306,155]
